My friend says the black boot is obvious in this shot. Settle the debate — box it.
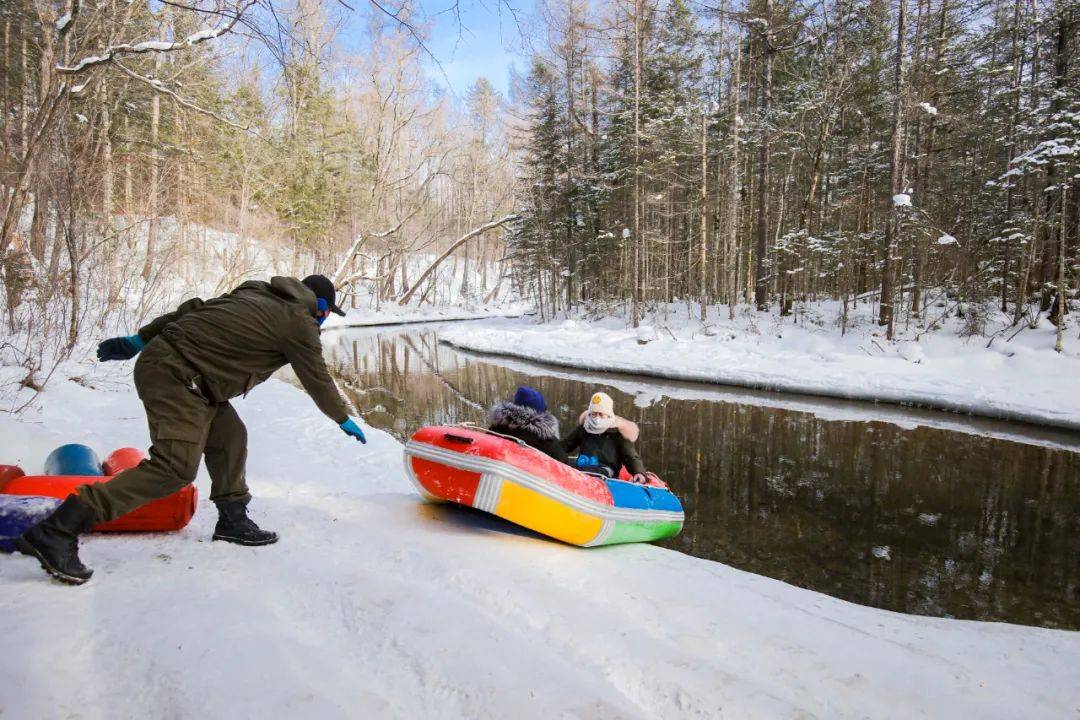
[15,494,97,585]
[213,499,278,546]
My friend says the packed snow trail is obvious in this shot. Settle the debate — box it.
[439,314,1080,430]
[1,370,1078,718]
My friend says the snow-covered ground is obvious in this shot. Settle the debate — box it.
[1,364,1078,718]
[440,302,1080,430]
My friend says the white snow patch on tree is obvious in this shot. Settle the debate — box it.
[919,102,938,116]
[938,234,957,245]
[893,193,912,207]
[131,40,176,52]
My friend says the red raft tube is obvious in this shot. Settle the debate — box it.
[404,425,684,546]
[0,444,196,532]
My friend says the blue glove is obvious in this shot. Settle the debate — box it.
[340,417,367,444]
[97,334,145,361]
[576,454,599,468]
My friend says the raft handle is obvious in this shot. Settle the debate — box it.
[443,433,475,445]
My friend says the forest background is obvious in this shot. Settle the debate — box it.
[0,0,1077,389]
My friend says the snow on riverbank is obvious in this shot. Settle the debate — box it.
[322,303,529,330]
[440,304,1080,430]
[1,366,1078,718]
[448,348,1080,453]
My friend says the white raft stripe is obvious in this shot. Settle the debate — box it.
[474,473,502,513]
[402,451,441,501]
[404,440,684,525]
[585,520,615,548]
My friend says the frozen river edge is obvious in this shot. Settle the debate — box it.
[439,317,1080,431]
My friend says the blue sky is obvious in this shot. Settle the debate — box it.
[419,0,528,98]
[339,0,531,100]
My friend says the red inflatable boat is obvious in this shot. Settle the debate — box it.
[405,425,684,546]
[0,447,197,532]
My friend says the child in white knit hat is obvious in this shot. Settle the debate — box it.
[562,391,648,482]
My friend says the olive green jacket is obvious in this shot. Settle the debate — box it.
[138,276,349,423]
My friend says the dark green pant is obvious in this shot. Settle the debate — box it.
[78,339,250,523]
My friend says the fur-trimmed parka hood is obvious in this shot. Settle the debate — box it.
[488,401,560,440]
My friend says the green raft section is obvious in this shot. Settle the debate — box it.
[602,518,684,545]
[592,479,684,546]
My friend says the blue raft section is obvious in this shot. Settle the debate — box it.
[604,479,684,513]
[0,495,61,552]
[43,443,103,477]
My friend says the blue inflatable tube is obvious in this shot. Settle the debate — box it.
[0,495,61,552]
[43,444,103,477]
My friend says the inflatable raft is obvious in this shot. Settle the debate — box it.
[0,444,197,533]
[0,495,61,552]
[404,425,683,546]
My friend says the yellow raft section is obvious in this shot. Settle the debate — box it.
[494,481,604,546]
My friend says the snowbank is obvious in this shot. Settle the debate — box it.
[1,367,1078,718]
[322,303,529,330]
[439,306,1080,430]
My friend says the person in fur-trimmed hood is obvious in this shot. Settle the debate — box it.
[488,386,570,464]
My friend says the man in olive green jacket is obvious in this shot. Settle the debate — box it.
[16,274,367,585]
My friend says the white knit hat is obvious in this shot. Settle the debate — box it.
[588,391,614,417]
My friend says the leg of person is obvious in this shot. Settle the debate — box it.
[17,340,212,585]
[204,402,277,546]
[78,438,205,522]
[204,402,250,505]
[79,341,212,523]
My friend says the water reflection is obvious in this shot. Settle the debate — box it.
[321,324,1080,629]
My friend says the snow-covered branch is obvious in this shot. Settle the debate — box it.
[56,0,256,75]
[398,215,520,306]
[332,211,422,287]
[112,61,259,136]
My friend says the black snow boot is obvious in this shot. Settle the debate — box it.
[15,494,97,585]
[213,500,278,546]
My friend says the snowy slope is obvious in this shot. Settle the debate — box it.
[1,367,1078,718]
[440,306,1080,430]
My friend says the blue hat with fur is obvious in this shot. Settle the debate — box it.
[513,385,547,413]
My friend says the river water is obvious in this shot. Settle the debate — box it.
[320,322,1080,630]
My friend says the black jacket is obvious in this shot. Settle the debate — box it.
[562,425,646,476]
[488,402,570,464]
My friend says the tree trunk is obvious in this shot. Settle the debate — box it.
[1,19,9,168]
[880,0,908,339]
[632,0,645,327]
[699,111,708,321]
[124,114,133,217]
[754,0,773,311]
[1053,185,1066,352]
[727,41,742,319]
[143,10,170,280]
[1039,10,1070,313]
